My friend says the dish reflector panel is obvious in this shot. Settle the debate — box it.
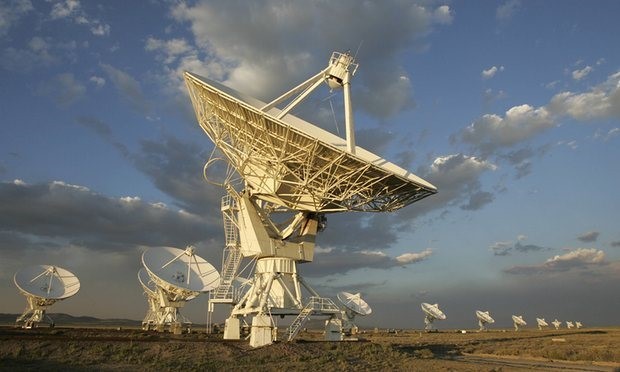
[184,72,437,213]
[14,265,80,300]
[337,291,372,316]
[476,310,494,323]
[142,247,220,293]
[421,302,446,320]
[512,315,527,326]
[138,268,157,296]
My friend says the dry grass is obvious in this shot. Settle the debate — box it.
[1,326,618,371]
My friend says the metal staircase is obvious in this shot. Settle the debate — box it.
[211,195,242,302]
[286,296,341,341]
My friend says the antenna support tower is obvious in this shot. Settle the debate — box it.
[185,51,436,347]
[475,310,494,332]
[14,265,80,329]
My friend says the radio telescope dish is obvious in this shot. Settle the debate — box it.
[142,246,220,333]
[186,51,437,347]
[14,265,80,328]
[536,317,548,330]
[475,310,494,331]
[512,315,527,331]
[566,321,574,329]
[337,291,372,335]
[552,319,562,330]
[421,303,446,331]
[575,321,583,329]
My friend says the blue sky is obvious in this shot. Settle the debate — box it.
[1,0,619,329]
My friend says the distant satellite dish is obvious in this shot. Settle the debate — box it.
[337,291,372,335]
[141,246,220,333]
[552,319,562,330]
[475,310,494,331]
[536,317,548,330]
[575,321,583,329]
[14,265,80,328]
[421,303,446,331]
[566,321,574,329]
[511,315,527,331]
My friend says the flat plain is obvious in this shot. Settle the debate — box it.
[1,326,619,371]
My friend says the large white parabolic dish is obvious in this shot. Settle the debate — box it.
[142,247,220,294]
[536,317,548,327]
[512,315,527,326]
[337,291,372,316]
[476,310,494,324]
[14,265,80,300]
[184,72,437,213]
[421,303,446,320]
[138,268,157,297]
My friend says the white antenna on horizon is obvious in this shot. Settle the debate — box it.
[141,246,220,334]
[421,303,446,331]
[575,321,583,329]
[14,265,80,329]
[475,310,494,332]
[512,315,527,331]
[337,291,372,336]
[566,321,574,329]
[552,319,562,330]
[536,317,548,330]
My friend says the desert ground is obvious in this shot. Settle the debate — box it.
[1,325,619,371]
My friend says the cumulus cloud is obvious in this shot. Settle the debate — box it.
[0,36,60,72]
[548,71,620,121]
[100,63,150,114]
[481,65,504,79]
[490,236,548,256]
[496,0,521,20]
[459,104,555,156]
[49,0,110,36]
[504,248,607,275]
[36,72,85,106]
[396,248,433,264]
[0,0,33,37]
[301,246,432,277]
[149,0,453,119]
[0,179,217,251]
[577,231,599,243]
[572,65,593,80]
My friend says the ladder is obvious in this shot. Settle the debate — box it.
[286,296,341,341]
[286,302,315,341]
[211,195,242,301]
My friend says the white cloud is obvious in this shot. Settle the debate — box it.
[572,65,593,80]
[49,0,110,37]
[594,127,620,142]
[89,75,105,87]
[50,0,80,19]
[433,5,453,25]
[396,248,433,264]
[496,0,521,20]
[504,248,607,275]
[548,71,620,121]
[482,65,504,79]
[0,0,33,37]
[157,0,454,119]
[460,104,555,154]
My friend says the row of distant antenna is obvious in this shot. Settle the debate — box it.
[421,303,583,332]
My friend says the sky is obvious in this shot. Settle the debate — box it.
[1,0,619,330]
